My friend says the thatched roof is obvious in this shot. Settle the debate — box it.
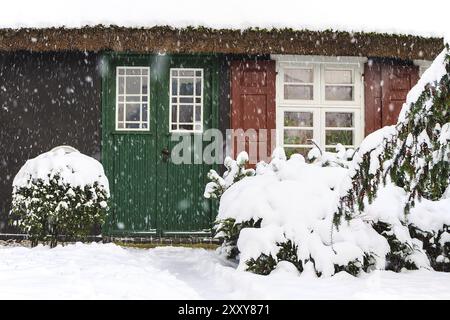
[0,26,444,60]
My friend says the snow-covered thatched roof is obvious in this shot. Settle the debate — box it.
[0,0,446,59]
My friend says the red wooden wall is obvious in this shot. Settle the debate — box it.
[230,60,276,164]
[364,60,419,135]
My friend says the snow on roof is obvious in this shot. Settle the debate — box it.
[1,0,448,39]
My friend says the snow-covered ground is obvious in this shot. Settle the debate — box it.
[0,243,449,300]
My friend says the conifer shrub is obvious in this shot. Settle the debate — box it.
[245,240,302,275]
[10,147,110,247]
[215,217,262,259]
[335,45,450,271]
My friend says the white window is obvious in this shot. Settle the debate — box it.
[322,109,360,151]
[170,68,203,133]
[282,109,320,157]
[283,68,315,100]
[273,55,365,158]
[323,68,355,101]
[116,67,150,131]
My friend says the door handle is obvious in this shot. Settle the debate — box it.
[161,147,170,162]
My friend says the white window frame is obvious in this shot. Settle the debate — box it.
[320,108,362,151]
[169,68,204,133]
[280,107,320,153]
[278,63,320,105]
[272,55,366,153]
[115,66,150,131]
[321,64,361,106]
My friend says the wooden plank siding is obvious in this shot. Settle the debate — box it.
[364,59,419,135]
[0,51,101,234]
[0,51,424,237]
[230,60,276,164]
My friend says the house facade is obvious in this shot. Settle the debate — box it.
[0,27,444,237]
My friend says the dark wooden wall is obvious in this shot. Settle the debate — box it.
[364,58,419,136]
[0,51,102,233]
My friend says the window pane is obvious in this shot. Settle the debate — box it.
[325,112,354,127]
[179,124,194,131]
[325,69,352,84]
[142,104,148,122]
[171,105,177,122]
[142,78,148,94]
[118,77,125,94]
[195,78,202,95]
[325,130,353,146]
[284,129,313,144]
[284,69,313,83]
[179,105,193,122]
[179,70,195,77]
[126,69,142,76]
[284,111,313,127]
[126,96,140,102]
[118,104,124,121]
[284,147,311,158]
[126,77,141,95]
[180,97,194,103]
[126,104,140,121]
[118,69,125,75]
[126,123,140,129]
[325,86,353,101]
[195,105,201,121]
[172,79,178,95]
[284,84,313,100]
[179,78,194,95]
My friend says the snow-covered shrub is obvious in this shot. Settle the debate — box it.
[204,151,256,258]
[215,148,389,277]
[10,147,110,247]
[245,239,301,275]
[307,142,355,168]
[204,152,255,200]
[214,217,262,260]
[210,45,450,277]
[336,45,450,272]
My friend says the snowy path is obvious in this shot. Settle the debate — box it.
[0,243,449,299]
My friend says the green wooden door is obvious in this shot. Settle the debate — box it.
[102,54,219,236]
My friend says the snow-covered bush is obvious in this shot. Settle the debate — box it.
[214,148,389,277]
[10,147,110,247]
[205,151,256,259]
[204,152,255,200]
[336,45,450,272]
[307,143,355,168]
[209,46,450,277]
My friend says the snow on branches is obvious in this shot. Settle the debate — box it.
[10,147,110,247]
[336,45,450,272]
